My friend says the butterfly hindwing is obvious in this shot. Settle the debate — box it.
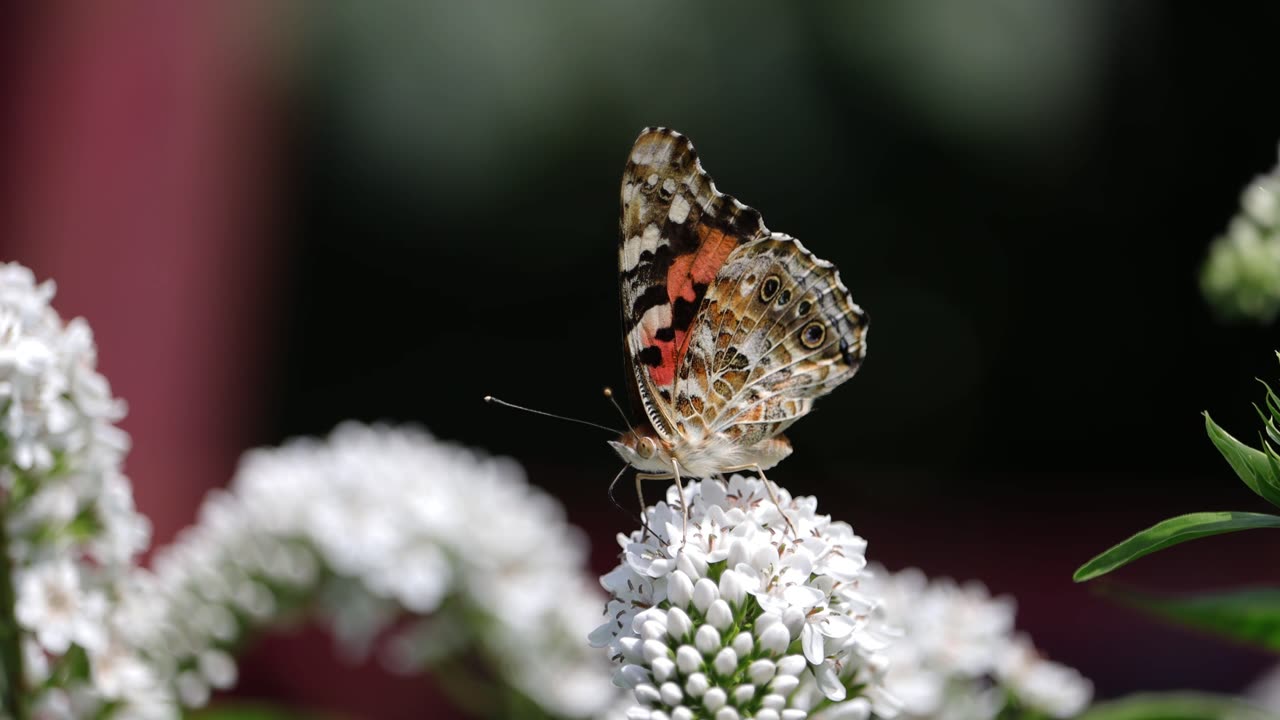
[619,128,767,438]
[673,233,868,447]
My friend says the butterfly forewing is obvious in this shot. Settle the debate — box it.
[619,128,767,438]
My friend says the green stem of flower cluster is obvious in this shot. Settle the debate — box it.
[0,514,28,720]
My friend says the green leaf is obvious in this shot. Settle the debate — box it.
[1074,511,1280,582]
[1107,586,1280,651]
[1076,692,1273,720]
[1204,412,1280,507]
[1263,378,1280,424]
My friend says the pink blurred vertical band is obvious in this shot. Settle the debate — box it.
[2,2,282,546]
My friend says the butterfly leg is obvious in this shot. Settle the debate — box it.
[614,466,660,542]
[635,472,676,546]
[672,459,688,546]
[753,464,798,539]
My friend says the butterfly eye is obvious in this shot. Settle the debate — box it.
[800,322,825,349]
[759,275,781,302]
[797,300,812,316]
[636,436,656,459]
[776,289,792,307]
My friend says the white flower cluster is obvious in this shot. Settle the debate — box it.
[1201,152,1280,323]
[864,566,1092,720]
[591,474,898,720]
[123,423,620,718]
[0,263,171,718]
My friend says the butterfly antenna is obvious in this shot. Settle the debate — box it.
[602,387,640,440]
[483,395,622,435]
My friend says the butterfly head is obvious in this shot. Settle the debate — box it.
[609,429,675,474]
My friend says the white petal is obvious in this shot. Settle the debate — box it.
[802,623,825,664]
[815,659,847,701]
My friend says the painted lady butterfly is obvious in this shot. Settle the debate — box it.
[609,128,868,525]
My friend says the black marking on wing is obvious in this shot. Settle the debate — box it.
[631,284,668,318]
[637,346,663,367]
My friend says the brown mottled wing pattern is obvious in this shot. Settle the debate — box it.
[619,128,767,439]
[674,233,869,446]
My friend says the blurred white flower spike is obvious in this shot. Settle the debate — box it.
[125,423,622,718]
[0,263,173,718]
[592,474,899,720]
[1201,150,1280,323]
[864,566,1093,720]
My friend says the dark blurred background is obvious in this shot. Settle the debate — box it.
[5,2,1280,718]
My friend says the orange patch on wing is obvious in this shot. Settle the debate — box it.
[666,225,738,303]
[643,330,679,387]
[646,224,741,390]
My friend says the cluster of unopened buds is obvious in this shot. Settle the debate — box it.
[594,475,897,720]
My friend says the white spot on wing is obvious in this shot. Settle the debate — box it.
[636,304,673,337]
[669,195,691,224]
[641,223,662,255]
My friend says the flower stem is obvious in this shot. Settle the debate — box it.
[0,515,28,720]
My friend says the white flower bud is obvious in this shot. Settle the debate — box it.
[719,569,748,607]
[641,620,667,640]
[703,687,728,711]
[714,708,740,720]
[713,647,739,676]
[176,670,210,707]
[198,649,237,689]
[761,693,787,710]
[823,697,871,720]
[758,623,791,656]
[668,570,694,609]
[695,624,722,655]
[677,551,707,579]
[686,672,710,697]
[1245,181,1280,227]
[625,708,649,720]
[643,639,669,663]
[781,607,804,637]
[651,656,675,682]
[672,709,694,720]
[634,683,661,704]
[776,654,806,676]
[706,599,733,630]
[782,710,808,720]
[756,710,780,720]
[676,644,702,674]
[660,681,683,706]
[770,674,800,696]
[731,631,753,657]
[692,578,719,613]
[616,664,650,688]
[733,684,756,704]
[617,636,643,661]
[666,606,692,640]
[747,658,776,685]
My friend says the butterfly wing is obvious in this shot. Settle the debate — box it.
[619,128,767,439]
[673,234,869,447]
